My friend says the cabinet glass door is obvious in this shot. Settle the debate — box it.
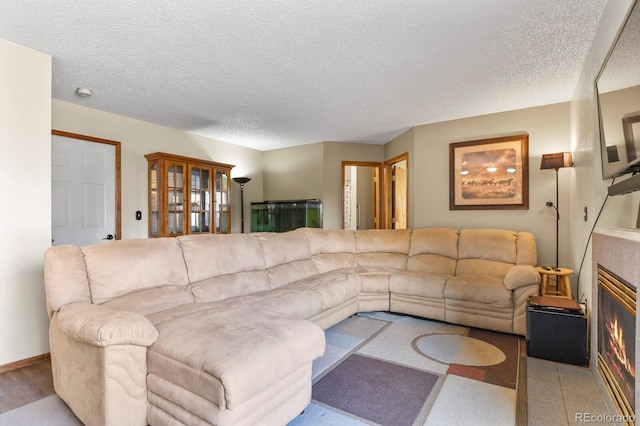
[215,170,230,233]
[190,166,211,233]
[167,163,185,235]
[150,164,159,236]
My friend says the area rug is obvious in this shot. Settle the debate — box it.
[289,312,523,426]
[0,395,82,426]
[313,354,439,426]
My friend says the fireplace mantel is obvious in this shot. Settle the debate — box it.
[595,227,640,243]
[593,228,640,290]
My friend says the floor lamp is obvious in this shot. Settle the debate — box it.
[232,177,251,233]
[539,152,573,268]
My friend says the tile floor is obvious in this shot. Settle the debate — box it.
[527,356,619,426]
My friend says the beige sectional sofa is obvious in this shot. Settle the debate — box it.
[43,227,539,426]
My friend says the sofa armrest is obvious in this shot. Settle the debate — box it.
[503,265,541,290]
[56,302,159,347]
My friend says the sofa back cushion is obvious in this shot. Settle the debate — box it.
[515,231,537,266]
[455,229,518,277]
[44,245,92,318]
[257,230,318,288]
[302,228,357,273]
[82,238,192,310]
[178,234,270,303]
[406,228,459,275]
[355,229,411,270]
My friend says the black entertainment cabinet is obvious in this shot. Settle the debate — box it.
[526,296,588,367]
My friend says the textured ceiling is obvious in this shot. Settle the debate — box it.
[1,1,608,151]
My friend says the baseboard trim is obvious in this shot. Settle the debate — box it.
[0,353,50,374]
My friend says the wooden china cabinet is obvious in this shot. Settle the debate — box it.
[145,152,234,237]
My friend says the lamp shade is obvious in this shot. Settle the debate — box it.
[232,177,251,185]
[540,152,573,170]
[538,201,558,217]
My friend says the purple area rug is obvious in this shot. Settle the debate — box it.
[312,354,439,426]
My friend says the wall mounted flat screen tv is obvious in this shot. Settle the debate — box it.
[596,0,640,191]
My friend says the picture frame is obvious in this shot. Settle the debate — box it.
[449,134,529,210]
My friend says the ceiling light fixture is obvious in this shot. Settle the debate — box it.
[75,87,92,97]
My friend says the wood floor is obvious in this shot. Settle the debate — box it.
[0,358,55,414]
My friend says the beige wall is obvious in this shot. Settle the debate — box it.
[570,0,637,306]
[0,40,51,365]
[263,143,324,202]
[386,103,572,268]
[52,100,265,237]
[262,142,384,229]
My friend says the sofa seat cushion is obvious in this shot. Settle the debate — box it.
[214,287,325,319]
[208,270,360,318]
[101,285,194,316]
[147,304,325,411]
[389,271,450,299]
[284,271,361,310]
[190,270,271,303]
[444,274,512,307]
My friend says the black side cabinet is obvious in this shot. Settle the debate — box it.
[526,301,588,366]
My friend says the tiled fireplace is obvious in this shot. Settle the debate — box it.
[593,229,640,423]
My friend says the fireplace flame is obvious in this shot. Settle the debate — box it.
[607,315,636,378]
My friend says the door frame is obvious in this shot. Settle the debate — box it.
[341,161,382,230]
[52,130,122,240]
[383,152,408,229]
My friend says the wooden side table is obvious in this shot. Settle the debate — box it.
[535,267,573,299]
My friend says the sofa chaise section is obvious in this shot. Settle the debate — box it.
[146,304,324,426]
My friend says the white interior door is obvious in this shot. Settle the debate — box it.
[52,134,116,246]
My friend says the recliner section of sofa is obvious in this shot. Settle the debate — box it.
[43,227,540,426]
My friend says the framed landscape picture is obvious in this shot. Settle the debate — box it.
[449,134,529,210]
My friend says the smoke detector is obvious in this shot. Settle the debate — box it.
[75,87,92,97]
